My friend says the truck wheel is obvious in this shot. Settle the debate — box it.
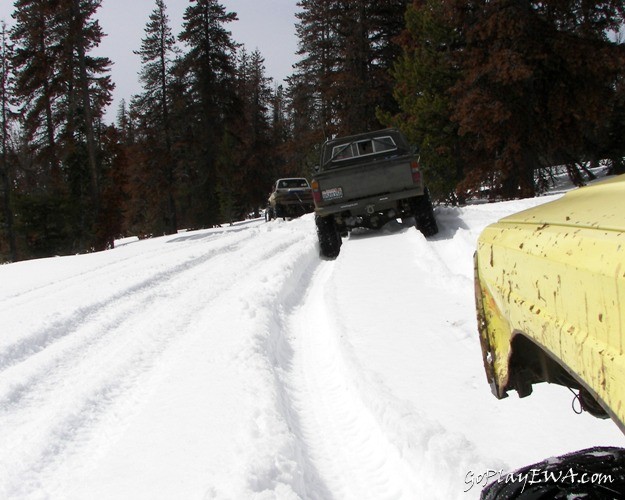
[480,446,625,499]
[265,207,273,221]
[275,204,288,220]
[414,188,438,237]
[316,215,342,258]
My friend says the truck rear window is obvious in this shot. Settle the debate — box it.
[277,179,309,189]
[331,136,397,162]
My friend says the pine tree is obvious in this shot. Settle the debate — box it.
[270,84,289,149]
[11,0,113,254]
[0,21,18,261]
[269,84,291,177]
[115,98,134,144]
[68,0,101,208]
[133,0,179,234]
[11,0,63,187]
[292,0,340,142]
[56,0,114,249]
[451,0,625,197]
[381,0,463,202]
[176,0,238,227]
[334,0,408,134]
[387,0,625,200]
[289,0,409,170]
[235,48,274,215]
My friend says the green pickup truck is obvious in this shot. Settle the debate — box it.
[311,128,438,258]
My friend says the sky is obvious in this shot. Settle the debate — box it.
[0,0,301,122]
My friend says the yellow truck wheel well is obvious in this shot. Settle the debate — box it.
[507,333,609,420]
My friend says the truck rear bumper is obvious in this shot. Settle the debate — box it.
[314,187,424,218]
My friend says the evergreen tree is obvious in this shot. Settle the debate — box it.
[451,0,625,197]
[67,0,102,209]
[236,49,273,215]
[11,0,113,254]
[59,0,114,249]
[94,123,127,248]
[388,0,625,200]
[115,98,134,144]
[381,0,463,202]
[284,74,323,174]
[133,0,179,234]
[0,21,18,261]
[269,84,292,178]
[11,0,63,188]
[215,130,238,225]
[334,0,408,134]
[176,0,238,226]
[289,0,409,171]
[270,84,289,151]
[292,0,340,142]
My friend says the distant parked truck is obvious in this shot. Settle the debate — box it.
[312,128,437,258]
[266,178,314,221]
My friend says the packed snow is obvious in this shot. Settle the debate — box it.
[1,181,623,499]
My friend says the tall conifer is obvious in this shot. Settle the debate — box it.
[177,0,238,226]
[291,0,408,146]
[0,21,17,261]
[134,0,179,234]
[382,0,462,202]
[11,0,113,253]
[388,0,625,199]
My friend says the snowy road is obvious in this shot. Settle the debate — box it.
[1,196,623,499]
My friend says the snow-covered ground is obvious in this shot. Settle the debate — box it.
[1,183,623,499]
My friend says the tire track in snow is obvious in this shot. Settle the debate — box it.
[0,222,309,498]
[0,225,295,407]
[244,240,334,500]
[0,225,262,372]
[284,231,491,499]
[285,262,421,499]
[0,221,263,305]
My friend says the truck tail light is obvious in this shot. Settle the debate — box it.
[311,179,322,204]
[411,161,422,184]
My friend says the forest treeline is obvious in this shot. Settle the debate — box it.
[1,0,624,262]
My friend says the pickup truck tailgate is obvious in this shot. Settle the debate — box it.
[316,156,414,205]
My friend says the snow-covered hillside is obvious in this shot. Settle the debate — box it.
[1,187,623,499]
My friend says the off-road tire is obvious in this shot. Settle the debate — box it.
[316,215,342,258]
[481,446,625,499]
[414,188,438,237]
[274,204,285,220]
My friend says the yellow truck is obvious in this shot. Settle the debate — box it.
[474,174,625,496]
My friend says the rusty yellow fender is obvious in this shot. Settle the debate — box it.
[474,174,625,434]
